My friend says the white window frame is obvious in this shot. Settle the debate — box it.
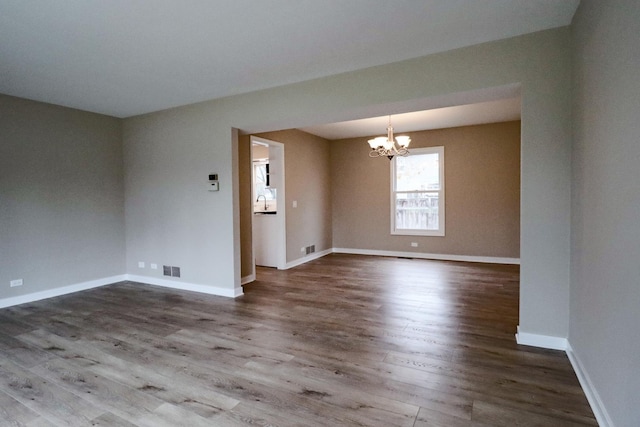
[390,146,445,236]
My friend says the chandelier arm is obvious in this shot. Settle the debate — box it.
[367,115,410,159]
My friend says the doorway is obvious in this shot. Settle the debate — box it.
[250,136,286,270]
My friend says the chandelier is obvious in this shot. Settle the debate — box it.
[367,116,411,160]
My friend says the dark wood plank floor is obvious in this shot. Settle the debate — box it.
[0,254,596,426]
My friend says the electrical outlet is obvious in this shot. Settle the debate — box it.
[171,266,181,278]
[138,261,145,268]
[301,247,305,253]
[292,200,297,208]
[411,242,418,247]
[10,279,23,287]
[163,265,171,276]
[150,263,158,270]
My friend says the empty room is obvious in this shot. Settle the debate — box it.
[1,1,638,426]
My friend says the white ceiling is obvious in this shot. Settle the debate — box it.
[301,97,521,140]
[0,1,579,118]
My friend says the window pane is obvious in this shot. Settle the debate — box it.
[254,163,275,200]
[395,192,439,230]
[395,153,440,191]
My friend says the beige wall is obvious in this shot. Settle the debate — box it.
[331,121,520,258]
[240,121,519,277]
[255,130,333,263]
[0,94,125,299]
[239,129,332,277]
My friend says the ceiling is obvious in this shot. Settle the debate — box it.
[301,97,521,140]
[0,1,579,118]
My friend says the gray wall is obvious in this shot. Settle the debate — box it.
[122,108,240,293]
[331,121,520,258]
[0,94,125,298]
[123,27,572,339]
[571,1,640,425]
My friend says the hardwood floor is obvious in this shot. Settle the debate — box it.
[0,254,596,426]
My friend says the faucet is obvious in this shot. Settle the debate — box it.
[256,195,268,211]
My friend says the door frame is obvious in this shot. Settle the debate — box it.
[250,136,286,270]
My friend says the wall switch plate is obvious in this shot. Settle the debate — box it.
[292,200,297,208]
[171,266,181,277]
[208,181,219,191]
[150,263,158,270]
[10,279,23,287]
[138,261,145,268]
[411,242,418,247]
[163,265,171,276]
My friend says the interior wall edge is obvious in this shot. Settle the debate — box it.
[566,343,615,427]
[515,326,567,350]
[241,273,256,285]
[0,272,244,310]
[332,248,519,265]
[126,274,243,298]
[0,275,128,309]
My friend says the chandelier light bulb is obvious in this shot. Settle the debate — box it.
[367,116,411,159]
[395,135,411,148]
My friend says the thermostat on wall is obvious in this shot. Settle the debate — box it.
[208,173,219,191]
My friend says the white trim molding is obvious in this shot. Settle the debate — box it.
[258,247,518,272]
[126,274,243,298]
[332,248,520,265]
[566,343,614,427]
[241,273,256,285]
[515,326,567,351]
[0,275,127,309]
[515,328,613,425]
[283,248,333,270]
[0,274,244,309]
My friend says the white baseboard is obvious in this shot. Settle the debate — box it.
[567,343,614,427]
[241,273,256,285]
[0,275,127,309]
[126,274,243,298]
[332,247,520,265]
[284,248,332,269]
[279,248,519,270]
[515,326,568,351]
[515,329,613,426]
[0,273,245,309]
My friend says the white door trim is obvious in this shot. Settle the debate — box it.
[251,136,287,270]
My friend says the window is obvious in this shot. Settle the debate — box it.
[253,161,276,212]
[391,146,444,236]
